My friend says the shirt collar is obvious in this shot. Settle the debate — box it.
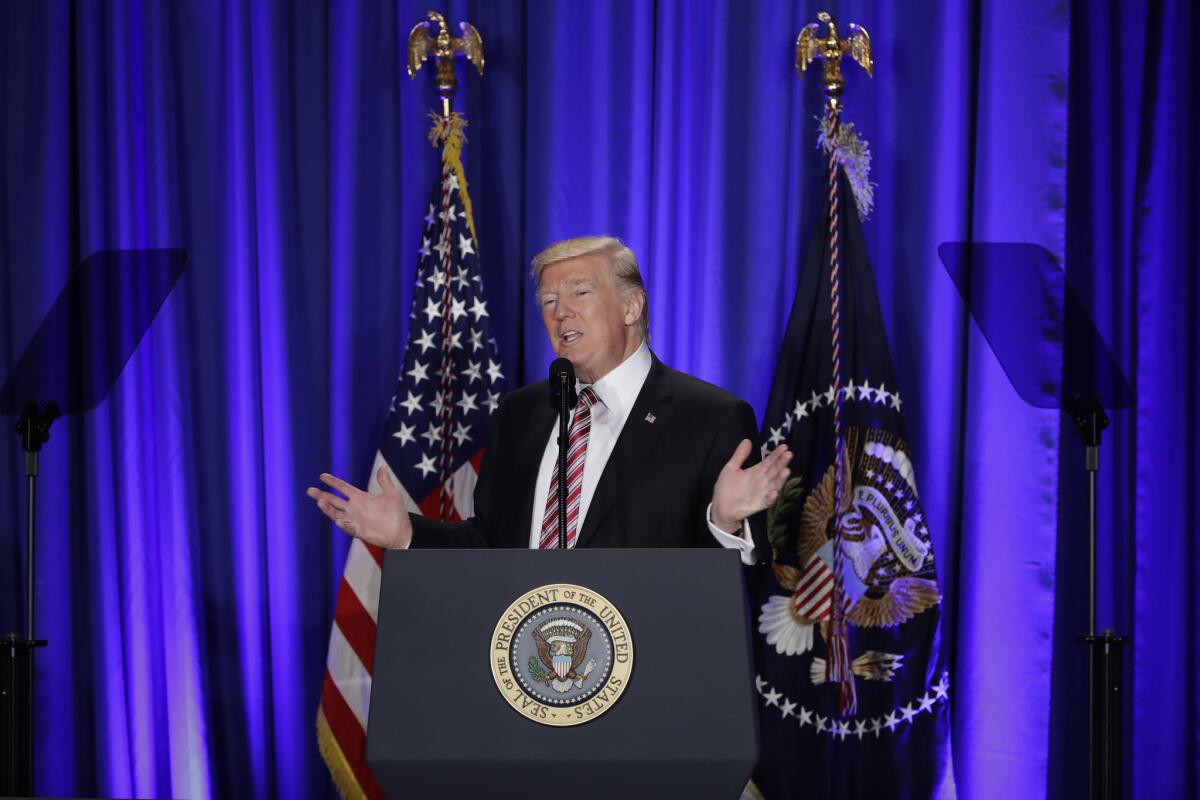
[581,341,651,420]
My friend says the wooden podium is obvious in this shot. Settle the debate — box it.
[367,548,758,799]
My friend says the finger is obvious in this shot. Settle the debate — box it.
[377,464,397,495]
[724,439,752,471]
[308,487,349,514]
[315,497,347,522]
[752,454,791,483]
[767,444,792,465]
[319,472,359,498]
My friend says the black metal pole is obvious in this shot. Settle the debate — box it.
[1069,394,1125,800]
[24,457,36,796]
[1085,421,1098,798]
[557,372,569,549]
[27,464,35,643]
[3,402,58,796]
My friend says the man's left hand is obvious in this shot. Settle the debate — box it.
[711,439,792,534]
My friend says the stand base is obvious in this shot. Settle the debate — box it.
[1,635,45,797]
[1078,632,1127,800]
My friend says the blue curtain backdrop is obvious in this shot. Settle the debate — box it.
[0,1,1195,798]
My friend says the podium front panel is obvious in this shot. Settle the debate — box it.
[366,548,758,799]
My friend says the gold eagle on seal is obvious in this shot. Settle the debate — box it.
[532,619,595,692]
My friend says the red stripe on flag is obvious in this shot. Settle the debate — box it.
[417,486,462,521]
[334,577,378,673]
[320,671,384,800]
[470,448,485,471]
[795,570,834,610]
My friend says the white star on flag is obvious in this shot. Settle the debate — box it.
[414,454,437,477]
[420,422,441,446]
[392,422,415,446]
[406,360,429,384]
[399,391,422,416]
[451,423,471,446]
[458,233,475,258]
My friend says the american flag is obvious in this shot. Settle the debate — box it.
[317,118,505,800]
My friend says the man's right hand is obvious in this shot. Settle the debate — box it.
[307,465,412,549]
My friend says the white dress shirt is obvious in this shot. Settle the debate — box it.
[528,343,757,564]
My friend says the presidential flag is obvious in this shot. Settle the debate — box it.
[317,114,505,800]
[748,120,955,799]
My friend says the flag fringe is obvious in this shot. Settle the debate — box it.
[428,112,480,246]
[317,708,369,800]
[817,114,875,219]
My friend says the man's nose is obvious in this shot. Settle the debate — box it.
[554,300,574,320]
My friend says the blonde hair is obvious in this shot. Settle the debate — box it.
[531,235,649,342]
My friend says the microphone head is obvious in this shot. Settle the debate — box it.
[548,358,578,410]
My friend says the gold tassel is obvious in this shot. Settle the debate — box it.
[316,708,369,800]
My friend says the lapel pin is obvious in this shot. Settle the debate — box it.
[644,412,656,424]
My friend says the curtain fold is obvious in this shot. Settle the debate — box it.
[0,1,1194,797]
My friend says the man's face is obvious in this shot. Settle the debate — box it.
[537,253,643,384]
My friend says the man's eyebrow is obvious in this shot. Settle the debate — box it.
[539,277,595,295]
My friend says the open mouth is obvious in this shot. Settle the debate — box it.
[560,330,582,345]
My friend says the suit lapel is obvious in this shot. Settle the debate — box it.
[509,394,557,547]
[576,356,676,548]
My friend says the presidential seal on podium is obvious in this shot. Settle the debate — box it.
[490,583,633,727]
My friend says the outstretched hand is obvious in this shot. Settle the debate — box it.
[306,465,412,550]
[711,440,793,533]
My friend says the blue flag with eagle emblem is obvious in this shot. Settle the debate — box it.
[748,161,955,799]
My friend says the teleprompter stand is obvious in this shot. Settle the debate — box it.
[0,249,187,796]
[1068,393,1126,800]
[368,549,758,799]
[939,243,1134,800]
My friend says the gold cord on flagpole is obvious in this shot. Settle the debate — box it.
[406,10,485,118]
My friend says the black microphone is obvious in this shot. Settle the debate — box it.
[548,357,578,411]
[548,358,577,548]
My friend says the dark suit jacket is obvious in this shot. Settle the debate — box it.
[409,354,767,562]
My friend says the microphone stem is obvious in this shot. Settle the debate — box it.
[557,372,569,548]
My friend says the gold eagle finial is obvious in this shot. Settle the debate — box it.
[796,11,872,108]
[406,11,484,115]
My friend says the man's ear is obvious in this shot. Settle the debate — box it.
[623,289,645,327]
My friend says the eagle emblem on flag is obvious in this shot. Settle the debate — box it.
[758,426,940,686]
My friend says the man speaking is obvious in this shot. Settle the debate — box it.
[307,236,790,559]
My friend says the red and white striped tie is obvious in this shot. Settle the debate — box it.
[539,387,599,549]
